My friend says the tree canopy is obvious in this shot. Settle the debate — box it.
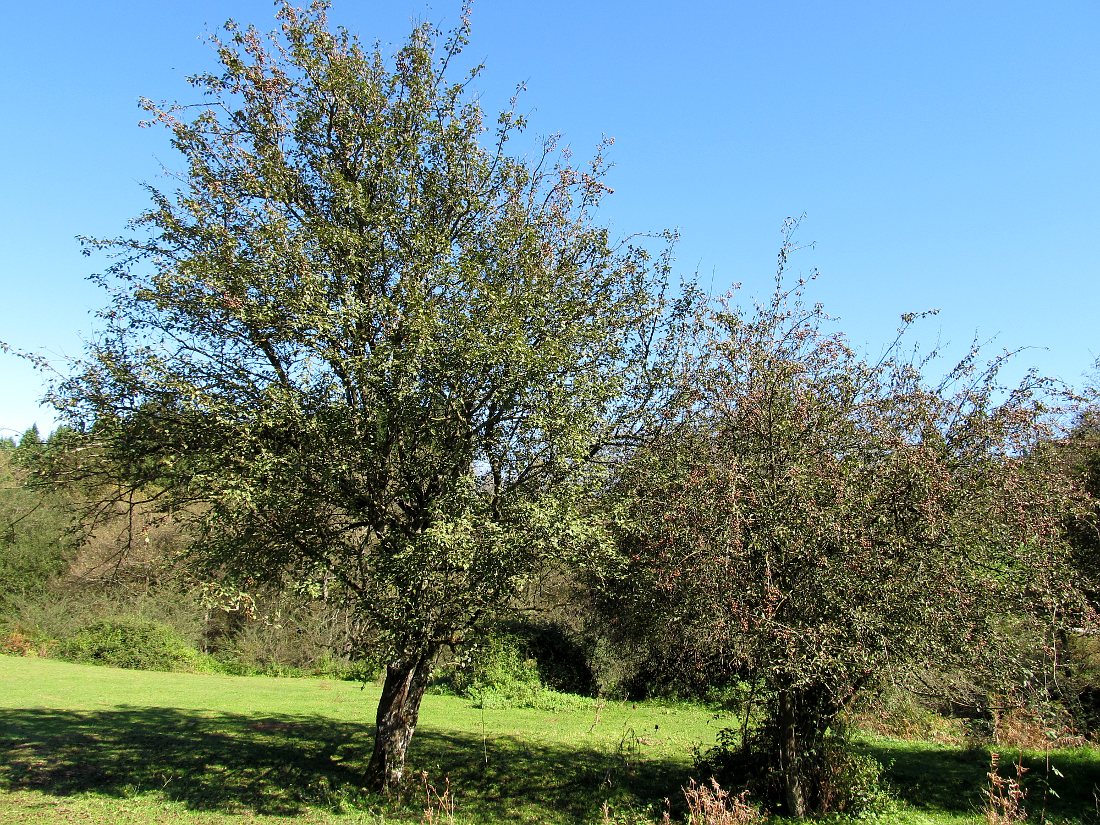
[52,2,668,789]
[601,225,1094,815]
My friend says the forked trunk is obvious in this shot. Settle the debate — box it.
[365,651,435,791]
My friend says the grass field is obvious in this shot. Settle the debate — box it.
[1,655,1098,824]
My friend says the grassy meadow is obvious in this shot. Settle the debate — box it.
[1,654,1098,824]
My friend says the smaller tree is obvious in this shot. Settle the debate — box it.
[14,425,42,456]
[604,223,1091,815]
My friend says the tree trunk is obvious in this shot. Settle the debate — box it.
[777,690,809,818]
[364,651,435,792]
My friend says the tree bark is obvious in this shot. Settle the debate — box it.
[777,690,808,818]
[364,651,435,792]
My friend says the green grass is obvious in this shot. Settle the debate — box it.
[0,655,717,823]
[2,655,1099,824]
[859,735,1100,825]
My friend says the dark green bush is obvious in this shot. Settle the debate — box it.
[439,632,595,710]
[314,654,378,682]
[56,617,203,672]
[0,449,72,614]
[816,744,896,817]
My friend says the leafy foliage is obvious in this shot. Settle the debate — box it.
[602,222,1092,815]
[1061,394,1100,607]
[439,630,594,710]
[446,633,543,702]
[48,1,668,788]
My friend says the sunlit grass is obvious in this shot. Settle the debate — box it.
[0,655,717,823]
[1,656,1098,823]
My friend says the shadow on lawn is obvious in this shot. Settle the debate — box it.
[862,739,1100,823]
[0,705,689,821]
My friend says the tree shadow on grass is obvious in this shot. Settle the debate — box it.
[0,706,364,815]
[410,727,686,824]
[0,706,689,822]
[861,739,1100,824]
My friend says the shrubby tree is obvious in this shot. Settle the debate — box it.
[50,3,667,789]
[603,224,1092,815]
[1054,379,1100,728]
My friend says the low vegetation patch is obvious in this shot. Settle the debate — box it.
[437,631,598,712]
[55,617,206,672]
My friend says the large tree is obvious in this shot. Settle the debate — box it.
[51,2,667,789]
[603,224,1092,815]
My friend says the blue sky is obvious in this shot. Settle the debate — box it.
[1,1,1097,437]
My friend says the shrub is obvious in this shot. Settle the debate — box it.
[816,744,897,817]
[439,632,596,710]
[500,619,598,696]
[56,617,203,671]
[452,633,543,704]
[0,450,72,613]
[696,728,895,818]
[5,579,210,653]
[0,630,44,656]
[201,593,363,676]
[1062,634,1100,737]
[314,654,378,683]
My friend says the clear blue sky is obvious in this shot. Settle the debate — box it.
[2,1,1097,437]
